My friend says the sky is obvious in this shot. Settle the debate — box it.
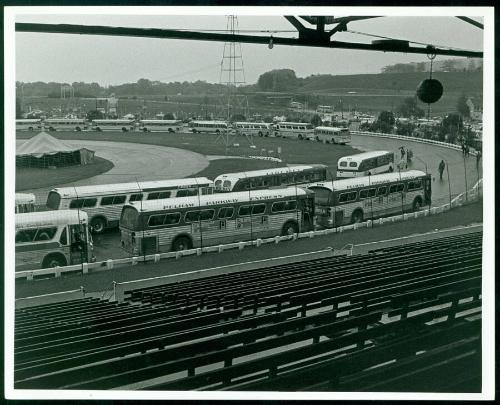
[14,11,484,86]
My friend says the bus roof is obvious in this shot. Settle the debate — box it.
[16,119,42,122]
[314,126,349,132]
[234,122,270,126]
[190,120,228,125]
[49,178,214,199]
[125,187,312,213]
[16,210,88,229]
[15,193,36,204]
[91,119,134,123]
[139,120,181,124]
[214,164,327,183]
[275,122,313,126]
[338,150,392,162]
[44,118,86,122]
[307,170,427,191]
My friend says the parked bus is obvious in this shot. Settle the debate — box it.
[233,122,272,137]
[214,164,328,192]
[15,193,36,213]
[189,120,229,134]
[120,187,315,255]
[314,126,351,145]
[16,119,43,131]
[316,105,333,114]
[138,119,183,133]
[15,210,94,270]
[307,170,431,228]
[337,150,394,178]
[273,122,314,140]
[44,118,88,132]
[46,178,214,234]
[91,119,135,132]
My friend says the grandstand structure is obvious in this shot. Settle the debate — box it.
[14,231,481,391]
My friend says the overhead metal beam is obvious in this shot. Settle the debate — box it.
[15,22,483,58]
[456,16,484,30]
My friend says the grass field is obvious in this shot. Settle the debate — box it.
[16,131,360,179]
[16,156,114,191]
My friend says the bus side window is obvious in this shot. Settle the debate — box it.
[377,186,387,196]
[35,227,57,241]
[83,198,97,208]
[129,193,143,202]
[16,229,36,243]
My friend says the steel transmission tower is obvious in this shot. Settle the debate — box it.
[217,15,252,148]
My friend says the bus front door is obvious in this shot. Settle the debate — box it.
[69,224,88,265]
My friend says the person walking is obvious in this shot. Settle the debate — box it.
[476,150,482,170]
[438,160,446,180]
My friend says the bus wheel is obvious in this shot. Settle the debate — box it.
[258,131,263,137]
[42,253,67,269]
[172,236,191,251]
[331,138,337,144]
[282,221,299,236]
[122,127,128,132]
[96,127,102,132]
[168,128,174,133]
[143,128,148,132]
[316,136,320,142]
[90,217,106,234]
[412,197,423,211]
[28,127,33,131]
[298,134,303,140]
[351,210,364,224]
[76,127,81,132]
[49,127,55,131]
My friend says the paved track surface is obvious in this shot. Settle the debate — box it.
[16,140,210,203]
[351,134,481,206]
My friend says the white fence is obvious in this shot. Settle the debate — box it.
[351,130,479,155]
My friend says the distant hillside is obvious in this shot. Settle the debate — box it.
[297,71,483,93]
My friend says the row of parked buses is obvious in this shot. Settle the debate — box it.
[15,118,184,133]
[15,165,430,270]
[16,118,351,143]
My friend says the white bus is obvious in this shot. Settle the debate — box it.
[337,151,395,178]
[316,105,333,114]
[91,119,135,132]
[308,170,431,228]
[273,122,314,140]
[233,122,272,137]
[46,178,214,234]
[120,187,315,254]
[15,210,95,270]
[314,126,351,145]
[16,119,43,131]
[214,165,328,193]
[189,120,229,134]
[15,193,36,213]
[138,119,183,133]
[44,118,88,132]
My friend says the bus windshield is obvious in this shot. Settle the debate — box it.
[308,187,332,205]
[46,191,61,209]
[120,207,140,229]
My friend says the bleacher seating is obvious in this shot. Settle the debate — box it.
[14,231,482,391]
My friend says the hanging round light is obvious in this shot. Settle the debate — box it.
[416,46,444,117]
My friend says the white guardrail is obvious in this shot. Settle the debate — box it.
[351,130,479,155]
[15,132,483,281]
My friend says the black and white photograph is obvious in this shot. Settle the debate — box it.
[4,5,494,401]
